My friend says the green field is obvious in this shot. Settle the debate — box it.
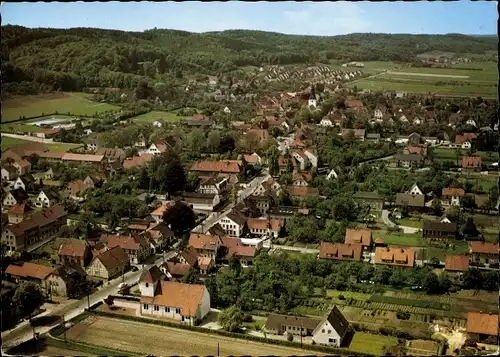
[1,136,83,152]
[131,111,181,124]
[2,92,121,122]
[348,332,399,355]
[398,218,424,229]
[347,62,497,98]
[374,232,425,247]
[369,294,451,310]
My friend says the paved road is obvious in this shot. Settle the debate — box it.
[1,254,169,350]
[0,132,76,146]
[271,245,319,254]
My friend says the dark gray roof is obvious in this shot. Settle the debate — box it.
[313,306,350,338]
[9,188,29,202]
[366,133,381,139]
[423,220,457,233]
[265,314,321,331]
[394,153,423,162]
[395,193,425,207]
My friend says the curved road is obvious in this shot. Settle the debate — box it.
[381,209,420,234]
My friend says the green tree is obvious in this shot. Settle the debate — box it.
[162,201,196,236]
[431,199,443,216]
[217,306,244,332]
[13,282,44,319]
[182,267,200,284]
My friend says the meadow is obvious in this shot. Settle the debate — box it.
[347,61,497,98]
[131,111,181,124]
[1,136,83,152]
[1,92,121,122]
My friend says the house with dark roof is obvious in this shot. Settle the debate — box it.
[312,306,350,347]
[264,314,321,336]
[101,234,152,264]
[216,210,248,237]
[341,128,366,141]
[422,220,457,240]
[86,246,130,280]
[3,187,29,207]
[35,188,61,208]
[395,193,426,212]
[394,153,424,168]
[352,191,384,209]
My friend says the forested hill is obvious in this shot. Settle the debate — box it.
[1,25,497,94]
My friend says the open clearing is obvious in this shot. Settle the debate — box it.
[348,331,398,355]
[387,71,469,79]
[131,110,181,124]
[66,315,321,356]
[2,92,120,122]
[1,136,82,152]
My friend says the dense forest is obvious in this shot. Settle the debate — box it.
[1,25,498,94]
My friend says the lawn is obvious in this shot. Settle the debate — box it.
[348,331,399,355]
[347,62,498,98]
[374,232,425,247]
[398,218,424,229]
[2,92,121,122]
[0,123,45,133]
[66,315,317,356]
[131,110,181,124]
[1,136,83,153]
[424,243,469,261]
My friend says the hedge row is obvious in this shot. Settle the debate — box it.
[10,111,98,124]
[88,310,375,357]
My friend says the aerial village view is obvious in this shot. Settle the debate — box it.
[0,1,499,356]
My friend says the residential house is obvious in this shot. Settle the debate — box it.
[243,153,262,166]
[326,169,338,181]
[188,233,224,260]
[197,177,228,195]
[140,281,210,325]
[462,156,482,171]
[123,154,154,170]
[345,99,364,110]
[35,188,60,208]
[1,165,19,181]
[344,228,372,258]
[267,206,309,222]
[13,174,35,191]
[247,194,274,215]
[303,148,318,168]
[145,142,170,156]
[374,246,416,268]
[319,242,362,262]
[65,179,93,201]
[465,119,477,127]
[469,242,499,266]
[102,234,152,264]
[253,177,281,196]
[160,261,191,279]
[352,191,384,210]
[291,150,308,171]
[95,148,126,165]
[217,210,247,237]
[56,239,92,268]
[444,255,469,276]
[441,187,465,206]
[403,145,427,157]
[7,203,33,224]
[3,205,67,253]
[373,108,384,121]
[455,133,478,149]
[264,314,321,336]
[150,201,177,224]
[292,172,312,186]
[319,117,334,127]
[86,246,130,280]
[422,220,457,240]
[395,193,426,212]
[365,133,381,142]
[407,183,424,196]
[311,306,350,348]
[220,236,257,266]
[182,192,221,214]
[341,129,365,141]
[246,218,284,238]
[286,186,319,199]
[141,223,175,253]
[466,312,499,345]
[5,262,72,297]
[394,153,424,168]
[190,160,243,175]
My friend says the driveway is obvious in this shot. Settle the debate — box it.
[381,210,396,228]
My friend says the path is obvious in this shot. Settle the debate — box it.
[271,245,319,254]
[1,253,169,351]
[381,209,421,233]
[1,133,76,146]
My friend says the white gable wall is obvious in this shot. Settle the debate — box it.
[312,320,342,347]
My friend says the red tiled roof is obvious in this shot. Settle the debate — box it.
[445,255,469,272]
[455,133,478,145]
[164,261,191,276]
[374,246,415,267]
[341,129,366,138]
[93,246,129,271]
[7,203,33,215]
[140,281,205,317]
[467,312,499,336]
[123,154,154,169]
[319,242,362,261]
[442,187,465,197]
[188,233,223,251]
[345,229,372,247]
[58,239,88,258]
[190,160,242,174]
[104,234,149,251]
[470,241,498,255]
[286,186,319,197]
[292,172,312,182]
[5,262,56,280]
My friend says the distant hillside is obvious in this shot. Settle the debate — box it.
[2,25,498,95]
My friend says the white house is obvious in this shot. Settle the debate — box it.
[399,115,408,123]
[311,306,350,348]
[83,128,93,136]
[183,193,221,214]
[223,106,231,114]
[374,108,384,121]
[153,121,162,128]
[135,134,147,148]
[291,151,307,171]
[304,148,318,168]
[145,142,167,156]
[1,166,18,181]
[197,177,228,195]
[140,279,210,325]
[461,141,472,150]
[35,189,59,208]
[466,119,477,127]
[13,177,28,191]
[216,210,247,237]
[319,117,334,127]
[308,99,317,108]
[326,169,338,180]
[407,183,424,196]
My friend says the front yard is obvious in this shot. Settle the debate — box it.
[348,331,399,355]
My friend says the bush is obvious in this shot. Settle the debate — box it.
[287,333,294,342]
[338,294,346,300]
